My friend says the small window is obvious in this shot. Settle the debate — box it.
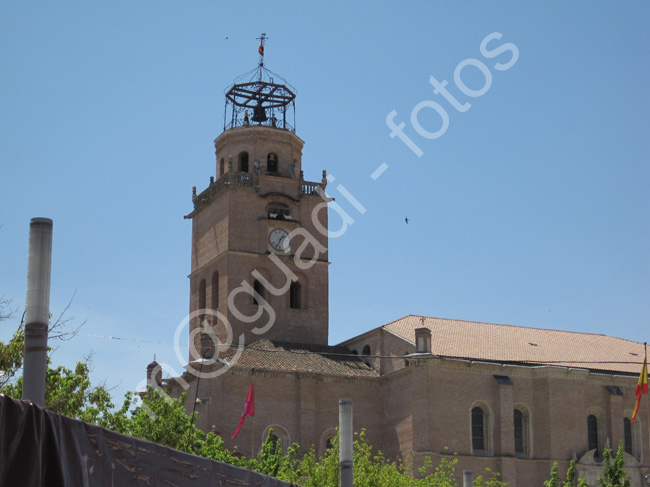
[624,417,633,455]
[605,385,623,396]
[239,152,249,173]
[219,158,225,176]
[268,203,290,220]
[494,375,513,385]
[362,345,371,357]
[587,414,599,455]
[289,282,301,309]
[472,407,486,453]
[267,152,278,173]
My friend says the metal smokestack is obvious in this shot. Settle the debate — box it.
[22,217,53,406]
[339,398,353,487]
[463,470,473,487]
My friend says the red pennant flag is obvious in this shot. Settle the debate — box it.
[231,382,255,439]
[632,355,647,422]
[258,43,264,56]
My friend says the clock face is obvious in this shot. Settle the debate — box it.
[269,228,290,252]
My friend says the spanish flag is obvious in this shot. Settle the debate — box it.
[632,355,648,422]
[258,42,264,56]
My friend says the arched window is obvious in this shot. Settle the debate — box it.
[624,417,632,455]
[211,272,219,311]
[360,345,371,365]
[263,426,289,454]
[239,152,249,173]
[198,279,206,310]
[267,152,278,173]
[514,408,529,457]
[219,158,225,177]
[253,279,263,306]
[271,434,281,450]
[198,279,207,328]
[587,414,599,455]
[319,428,338,456]
[472,406,487,454]
[290,282,301,309]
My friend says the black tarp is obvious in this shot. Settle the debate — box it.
[0,394,297,487]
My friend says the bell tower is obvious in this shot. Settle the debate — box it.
[185,35,330,360]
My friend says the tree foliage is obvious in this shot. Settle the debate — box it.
[544,442,632,487]
[544,459,579,487]
[0,297,23,389]
[250,429,506,487]
[598,442,631,487]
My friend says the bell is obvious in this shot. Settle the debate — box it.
[252,103,267,122]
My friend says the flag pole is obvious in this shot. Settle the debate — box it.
[251,414,256,459]
[251,375,256,459]
[256,33,266,81]
[645,342,649,461]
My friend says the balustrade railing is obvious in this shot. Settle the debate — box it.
[193,172,325,209]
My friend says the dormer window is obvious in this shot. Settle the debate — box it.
[268,203,290,220]
[267,152,278,173]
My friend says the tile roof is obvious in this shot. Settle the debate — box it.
[384,315,646,375]
[224,340,379,377]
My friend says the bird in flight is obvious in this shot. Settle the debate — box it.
[405,217,409,224]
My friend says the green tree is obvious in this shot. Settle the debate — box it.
[2,348,118,426]
[267,429,491,487]
[473,468,507,487]
[544,462,560,487]
[0,324,24,389]
[247,428,285,477]
[598,442,631,487]
[0,297,23,388]
[545,459,579,487]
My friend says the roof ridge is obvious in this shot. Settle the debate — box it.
[392,315,644,344]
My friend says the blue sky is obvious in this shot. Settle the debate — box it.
[1,2,648,400]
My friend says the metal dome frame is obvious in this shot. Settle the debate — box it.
[222,34,297,132]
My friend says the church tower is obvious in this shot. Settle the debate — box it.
[185,36,330,360]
